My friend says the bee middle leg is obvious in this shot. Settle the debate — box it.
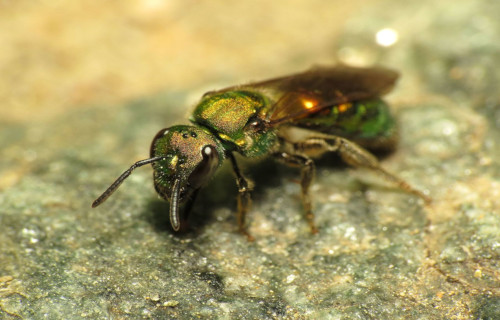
[293,136,431,203]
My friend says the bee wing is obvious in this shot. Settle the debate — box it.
[209,65,399,125]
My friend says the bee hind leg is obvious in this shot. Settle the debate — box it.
[293,135,431,203]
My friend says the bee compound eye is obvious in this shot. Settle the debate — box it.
[187,145,219,189]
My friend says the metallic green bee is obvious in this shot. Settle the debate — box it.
[92,65,430,239]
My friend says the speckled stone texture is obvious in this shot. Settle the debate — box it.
[1,0,499,319]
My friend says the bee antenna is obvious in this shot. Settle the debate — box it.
[91,156,164,208]
[169,178,182,231]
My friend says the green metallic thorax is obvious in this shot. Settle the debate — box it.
[190,91,278,157]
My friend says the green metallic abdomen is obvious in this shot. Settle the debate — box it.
[293,99,397,150]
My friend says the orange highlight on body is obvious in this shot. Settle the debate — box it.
[302,98,317,109]
[338,103,352,113]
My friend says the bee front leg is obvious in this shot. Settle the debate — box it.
[294,136,431,203]
[179,188,199,232]
[273,151,318,234]
[228,153,254,241]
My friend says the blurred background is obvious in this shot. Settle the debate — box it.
[1,0,434,123]
[1,0,499,318]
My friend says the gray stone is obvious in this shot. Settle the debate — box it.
[1,0,499,319]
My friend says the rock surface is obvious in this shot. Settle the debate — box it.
[1,0,499,319]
